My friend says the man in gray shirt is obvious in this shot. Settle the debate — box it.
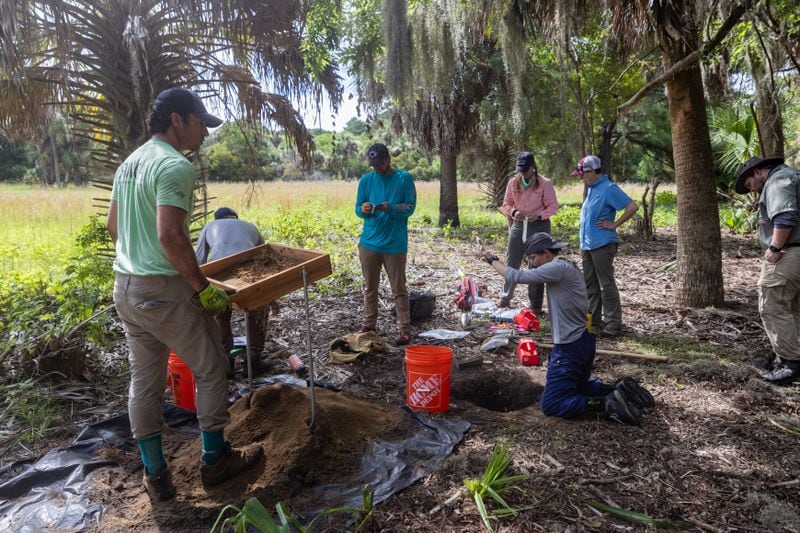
[735,156,800,384]
[196,207,270,376]
[481,233,653,425]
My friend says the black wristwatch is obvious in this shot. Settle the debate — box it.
[768,245,783,253]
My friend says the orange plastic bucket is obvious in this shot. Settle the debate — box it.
[405,346,453,413]
[168,350,196,412]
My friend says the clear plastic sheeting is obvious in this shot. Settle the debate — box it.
[0,380,469,532]
[481,333,514,351]
[418,329,471,340]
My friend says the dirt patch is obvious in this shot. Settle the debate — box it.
[90,384,415,531]
[451,367,542,411]
[16,226,800,531]
[215,247,298,284]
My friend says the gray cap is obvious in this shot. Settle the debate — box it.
[525,232,567,254]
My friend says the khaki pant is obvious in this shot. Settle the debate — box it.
[358,246,410,334]
[759,247,800,362]
[113,273,230,439]
[582,243,621,334]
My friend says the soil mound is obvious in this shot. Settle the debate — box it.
[95,384,412,531]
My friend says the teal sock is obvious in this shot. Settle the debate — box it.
[201,430,225,464]
[137,434,166,475]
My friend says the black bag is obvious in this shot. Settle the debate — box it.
[392,290,436,322]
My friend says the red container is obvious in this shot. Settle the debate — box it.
[168,351,197,411]
[517,338,540,366]
[513,309,540,331]
[405,346,453,413]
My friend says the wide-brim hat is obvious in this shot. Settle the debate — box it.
[734,156,784,194]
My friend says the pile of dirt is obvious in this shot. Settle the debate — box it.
[92,384,414,531]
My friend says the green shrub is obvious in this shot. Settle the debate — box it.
[655,190,677,204]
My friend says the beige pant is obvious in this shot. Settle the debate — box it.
[358,245,411,334]
[113,273,230,439]
[759,247,800,362]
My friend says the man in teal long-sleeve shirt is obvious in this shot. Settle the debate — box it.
[355,143,417,345]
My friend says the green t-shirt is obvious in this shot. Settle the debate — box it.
[111,139,195,276]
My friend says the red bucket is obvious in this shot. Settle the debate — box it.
[516,338,540,366]
[513,309,540,331]
[168,351,196,411]
[405,346,453,413]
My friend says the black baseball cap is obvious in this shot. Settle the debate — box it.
[516,152,535,173]
[153,88,223,128]
[214,207,238,220]
[367,143,390,166]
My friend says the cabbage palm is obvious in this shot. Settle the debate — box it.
[0,0,341,169]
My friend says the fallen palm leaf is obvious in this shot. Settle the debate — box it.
[587,501,691,529]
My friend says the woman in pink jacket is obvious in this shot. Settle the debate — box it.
[498,152,559,313]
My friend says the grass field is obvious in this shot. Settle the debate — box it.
[0,180,676,280]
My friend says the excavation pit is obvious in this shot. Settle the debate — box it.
[451,367,541,412]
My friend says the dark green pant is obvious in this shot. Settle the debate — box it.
[582,243,621,334]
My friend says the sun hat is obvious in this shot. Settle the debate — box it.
[734,156,784,194]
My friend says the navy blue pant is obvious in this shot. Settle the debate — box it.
[540,330,604,419]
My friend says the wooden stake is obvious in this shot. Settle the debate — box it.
[537,342,669,362]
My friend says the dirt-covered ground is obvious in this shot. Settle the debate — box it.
[13,226,800,531]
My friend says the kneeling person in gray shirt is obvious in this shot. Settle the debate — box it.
[480,233,653,425]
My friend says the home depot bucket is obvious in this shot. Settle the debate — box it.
[405,345,453,413]
[168,351,196,412]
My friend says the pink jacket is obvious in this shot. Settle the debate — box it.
[501,174,559,221]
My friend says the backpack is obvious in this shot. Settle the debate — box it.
[392,290,436,322]
[454,277,480,311]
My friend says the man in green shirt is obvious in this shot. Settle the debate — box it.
[735,156,800,385]
[107,88,262,501]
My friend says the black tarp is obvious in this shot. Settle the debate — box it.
[0,376,469,531]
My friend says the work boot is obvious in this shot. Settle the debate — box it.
[604,390,641,426]
[201,442,263,486]
[242,354,272,378]
[615,377,655,408]
[143,467,176,501]
[760,360,800,385]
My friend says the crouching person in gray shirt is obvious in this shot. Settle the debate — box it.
[480,233,654,425]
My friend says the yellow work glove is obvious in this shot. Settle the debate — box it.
[197,282,230,314]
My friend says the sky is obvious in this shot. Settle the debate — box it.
[299,77,362,131]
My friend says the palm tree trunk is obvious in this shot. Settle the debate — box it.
[667,66,724,307]
[750,46,784,158]
[48,133,61,187]
[438,150,460,227]
[599,121,615,180]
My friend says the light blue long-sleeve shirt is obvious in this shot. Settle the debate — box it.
[355,168,416,254]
